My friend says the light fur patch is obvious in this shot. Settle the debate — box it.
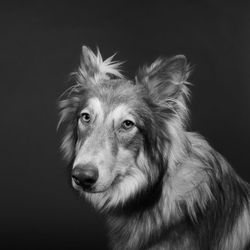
[74,97,104,168]
[106,104,135,127]
[221,205,250,250]
[82,97,104,123]
[104,148,149,208]
[161,158,214,223]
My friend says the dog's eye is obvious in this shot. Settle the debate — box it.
[121,120,135,130]
[80,112,91,123]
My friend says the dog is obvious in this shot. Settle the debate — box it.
[58,46,250,250]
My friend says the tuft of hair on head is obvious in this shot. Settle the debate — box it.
[73,45,124,85]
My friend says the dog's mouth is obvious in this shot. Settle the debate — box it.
[72,178,102,193]
[72,174,124,193]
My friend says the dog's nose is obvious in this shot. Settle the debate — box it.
[72,165,99,189]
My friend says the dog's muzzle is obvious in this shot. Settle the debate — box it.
[72,164,99,190]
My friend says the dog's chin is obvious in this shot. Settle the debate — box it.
[82,187,109,193]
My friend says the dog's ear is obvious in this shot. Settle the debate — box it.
[136,55,190,101]
[77,46,123,84]
[80,46,99,79]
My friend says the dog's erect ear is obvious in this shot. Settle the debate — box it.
[77,46,123,84]
[136,55,190,101]
[80,46,98,78]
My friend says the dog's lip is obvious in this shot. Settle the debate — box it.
[75,183,109,194]
[74,183,100,193]
[73,174,125,193]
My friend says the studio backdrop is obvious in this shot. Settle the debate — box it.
[1,1,250,249]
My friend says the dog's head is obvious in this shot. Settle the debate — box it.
[58,46,190,211]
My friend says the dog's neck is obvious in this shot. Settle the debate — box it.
[105,177,196,250]
[103,161,199,250]
[104,158,250,250]
[103,139,197,249]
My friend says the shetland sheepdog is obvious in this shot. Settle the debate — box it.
[58,46,250,250]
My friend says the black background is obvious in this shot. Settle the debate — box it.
[1,1,250,249]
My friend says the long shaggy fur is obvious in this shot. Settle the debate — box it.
[58,46,250,250]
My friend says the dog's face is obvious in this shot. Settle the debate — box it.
[73,82,147,193]
[58,46,190,210]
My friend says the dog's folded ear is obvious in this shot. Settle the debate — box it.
[136,55,190,101]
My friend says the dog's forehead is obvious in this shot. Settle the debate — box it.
[81,80,141,121]
[94,79,139,107]
[101,79,137,100]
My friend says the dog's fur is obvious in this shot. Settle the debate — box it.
[58,46,250,250]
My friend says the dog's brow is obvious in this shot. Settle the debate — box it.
[107,105,133,124]
[87,97,104,121]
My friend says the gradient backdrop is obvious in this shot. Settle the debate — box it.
[1,1,250,249]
